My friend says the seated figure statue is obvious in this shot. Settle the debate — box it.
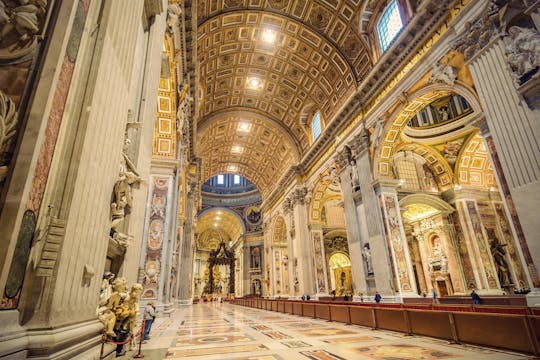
[115,283,143,334]
[99,277,128,337]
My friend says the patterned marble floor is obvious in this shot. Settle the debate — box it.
[127,303,532,360]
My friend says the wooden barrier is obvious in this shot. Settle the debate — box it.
[453,312,536,354]
[303,303,315,318]
[315,304,330,321]
[349,306,374,328]
[293,302,303,316]
[231,299,539,356]
[375,308,408,333]
[408,310,454,340]
[284,301,293,314]
[329,305,350,324]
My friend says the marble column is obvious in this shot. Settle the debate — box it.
[455,9,540,298]
[334,147,368,297]
[290,187,316,296]
[349,131,394,297]
[376,180,418,298]
[310,222,329,297]
[452,195,501,294]
[177,180,196,305]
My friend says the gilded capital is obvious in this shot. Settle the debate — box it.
[348,129,370,158]
[453,1,503,61]
[334,146,351,169]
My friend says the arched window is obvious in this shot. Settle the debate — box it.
[311,111,322,142]
[377,0,403,52]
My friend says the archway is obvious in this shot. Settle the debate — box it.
[328,253,352,296]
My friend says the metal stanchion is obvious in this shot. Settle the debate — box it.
[99,332,106,360]
[133,321,145,358]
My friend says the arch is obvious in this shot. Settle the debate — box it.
[393,142,455,190]
[197,8,371,80]
[309,166,342,222]
[198,108,302,161]
[399,194,454,214]
[454,133,498,188]
[375,82,482,180]
[196,207,246,246]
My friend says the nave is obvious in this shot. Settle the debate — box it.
[138,303,527,360]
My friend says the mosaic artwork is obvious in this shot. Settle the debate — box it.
[281,340,312,348]
[177,326,242,336]
[230,356,284,360]
[354,343,459,360]
[300,349,347,360]
[297,328,358,337]
[175,333,253,346]
[261,330,292,339]
[323,336,379,343]
[251,324,271,331]
[165,344,269,358]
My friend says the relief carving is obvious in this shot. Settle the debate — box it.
[428,59,457,85]
[505,26,540,85]
[0,90,17,183]
[0,0,47,59]
[110,151,142,248]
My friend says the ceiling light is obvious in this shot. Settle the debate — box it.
[246,77,262,90]
[261,29,276,44]
[231,145,244,154]
[237,122,251,133]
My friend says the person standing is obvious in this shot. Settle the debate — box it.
[471,290,481,305]
[143,301,156,341]
[432,288,438,304]
[374,291,382,303]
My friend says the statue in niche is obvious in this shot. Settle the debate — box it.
[370,118,384,149]
[350,159,360,191]
[505,26,540,84]
[362,243,374,275]
[110,153,141,246]
[488,229,512,287]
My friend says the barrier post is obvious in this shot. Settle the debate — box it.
[133,321,146,358]
[99,332,106,360]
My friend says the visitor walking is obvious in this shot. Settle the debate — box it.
[143,301,156,340]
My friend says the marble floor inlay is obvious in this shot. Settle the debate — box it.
[130,303,531,359]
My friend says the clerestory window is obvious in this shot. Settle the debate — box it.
[377,0,403,52]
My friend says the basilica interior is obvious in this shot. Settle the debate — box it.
[0,0,539,359]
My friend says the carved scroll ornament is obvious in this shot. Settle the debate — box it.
[0,90,17,183]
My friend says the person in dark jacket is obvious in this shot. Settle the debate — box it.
[374,291,382,303]
[471,290,481,305]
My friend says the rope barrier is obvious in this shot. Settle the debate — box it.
[99,322,145,359]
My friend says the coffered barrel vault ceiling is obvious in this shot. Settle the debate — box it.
[196,0,373,198]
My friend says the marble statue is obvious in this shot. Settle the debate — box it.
[428,61,457,85]
[99,277,128,337]
[362,243,374,275]
[505,26,540,84]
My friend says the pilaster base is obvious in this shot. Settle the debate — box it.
[0,310,27,358]
[526,288,540,306]
[177,298,193,306]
